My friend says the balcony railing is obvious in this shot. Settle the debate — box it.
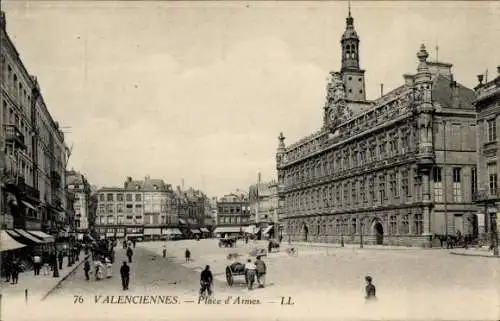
[3,124,25,149]
[473,189,500,202]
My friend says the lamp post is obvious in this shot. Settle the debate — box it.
[360,218,364,249]
[490,211,499,256]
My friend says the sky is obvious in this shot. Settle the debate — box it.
[1,1,499,197]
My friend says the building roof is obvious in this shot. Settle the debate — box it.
[431,74,475,110]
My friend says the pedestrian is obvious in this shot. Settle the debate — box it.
[268,240,272,254]
[10,259,19,284]
[244,259,256,290]
[199,265,213,298]
[120,261,130,290]
[126,247,133,263]
[162,245,167,258]
[364,276,377,301]
[255,256,267,288]
[33,253,42,276]
[132,239,136,248]
[185,249,191,262]
[4,258,11,282]
[58,251,64,270]
[84,258,91,281]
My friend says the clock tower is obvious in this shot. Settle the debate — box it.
[340,5,366,102]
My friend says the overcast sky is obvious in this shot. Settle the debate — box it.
[1,1,499,197]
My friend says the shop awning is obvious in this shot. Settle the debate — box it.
[262,225,274,235]
[1,230,27,252]
[200,228,210,233]
[13,229,44,244]
[163,228,182,235]
[22,201,37,211]
[190,229,201,234]
[213,226,242,234]
[127,233,143,237]
[116,232,125,237]
[106,232,114,237]
[246,225,261,234]
[27,230,55,243]
[179,219,187,224]
[144,228,161,235]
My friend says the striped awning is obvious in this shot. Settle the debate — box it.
[0,230,27,252]
[262,225,274,235]
[13,229,45,244]
[163,228,182,235]
[179,219,187,224]
[27,230,55,243]
[213,226,241,234]
[144,228,161,235]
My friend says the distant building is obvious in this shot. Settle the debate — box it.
[213,191,250,237]
[473,66,500,240]
[248,173,280,238]
[66,170,92,236]
[276,8,478,247]
[95,176,178,240]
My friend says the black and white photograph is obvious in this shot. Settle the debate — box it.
[0,1,499,320]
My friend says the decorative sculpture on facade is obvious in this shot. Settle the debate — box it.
[324,71,353,131]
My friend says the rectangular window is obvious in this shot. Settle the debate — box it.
[400,215,410,234]
[433,167,443,202]
[452,167,462,202]
[343,183,349,205]
[359,150,366,165]
[379,175,386,201]
[117,203,124,213]
[414,214,423,235]
[126,194,133,202]
[99,194,105,202]
[370,146,376,161]
[107,193,114,202]
[389,215,397,235]
[117,193,124,201]
[487,118,496,142]
[135,194,142,202]
[401,170,409,197]
[471,167,477,198]
[351,181,357,204]
[369,177,375,201]
[106,204,114,213]
[352,151,358,167]
[379,142,385,159]
[488,163,498,196]
[360,179,366,202]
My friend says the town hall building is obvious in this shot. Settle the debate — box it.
[276,9,478,247]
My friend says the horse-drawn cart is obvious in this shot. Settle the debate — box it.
[219,237,237,248]
[225,262,246,287]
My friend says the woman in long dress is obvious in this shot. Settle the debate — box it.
[104,257,113,278]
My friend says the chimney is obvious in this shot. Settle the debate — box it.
[380,84,384,97]
[477,74,484,85]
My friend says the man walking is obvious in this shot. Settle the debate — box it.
[120,261,130,290]
[126,247,133,263]
[58,251,64,270]
[33,253,42,276]
[199,265,213,298]
[84,258,91,281]
[244,259,256,290]
[162,245,167,258]
[255,256,267,288]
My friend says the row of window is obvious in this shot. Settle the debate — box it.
[95,214,177,225]
[287,214,424,236]
[218,216,249,224]
[285,168,414,212]
[283,128,414,186]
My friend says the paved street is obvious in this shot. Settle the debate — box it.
[3,240,499,321]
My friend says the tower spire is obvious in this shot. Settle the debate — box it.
[348,0,351,17]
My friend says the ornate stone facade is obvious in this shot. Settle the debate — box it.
[276,12,478,247]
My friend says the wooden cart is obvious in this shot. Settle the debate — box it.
[225,262,246,287]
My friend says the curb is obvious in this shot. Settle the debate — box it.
[40,255,89,301]
[449,252,499,259]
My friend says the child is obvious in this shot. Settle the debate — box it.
[185,249,191,262]
[364,275,377,301]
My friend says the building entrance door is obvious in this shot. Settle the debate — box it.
[374,222,384,245]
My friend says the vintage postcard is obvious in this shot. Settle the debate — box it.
[0,1,499,320]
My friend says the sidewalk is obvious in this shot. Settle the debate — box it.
[0,253,88,303]
[450,247,499,258]
[285,241,438,251]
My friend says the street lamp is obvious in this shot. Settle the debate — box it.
[360,217,364,249]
